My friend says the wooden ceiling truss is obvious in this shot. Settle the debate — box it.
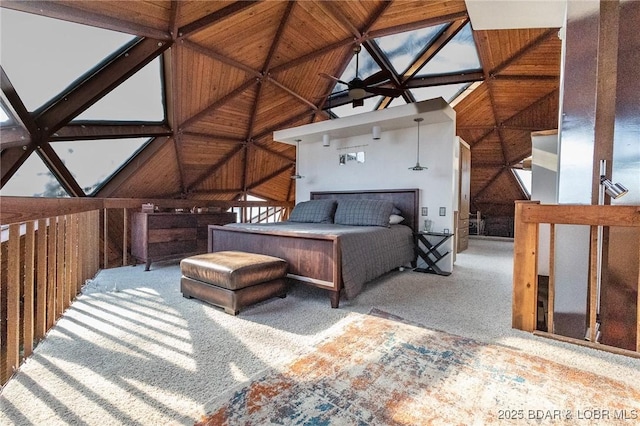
[0,0,561,216]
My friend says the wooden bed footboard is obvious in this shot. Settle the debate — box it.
[207,188,419,309]
[208,225,343,307]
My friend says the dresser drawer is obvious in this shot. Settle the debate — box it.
[148,228,197,244]
[148,240,197,258]
[148,214,196,229]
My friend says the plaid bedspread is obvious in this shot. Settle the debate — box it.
[223,222,414,299]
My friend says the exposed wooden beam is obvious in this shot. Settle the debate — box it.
[1,147,33,189]
[36,144,85,197]
[364,40,403,90]
[405,71,484,88]
[169,0,181,40]
[187,144,245,192]
[253,142,294,163]
[177,1,260,39]
[270,39,354,74]
[181,132,244,144]
[368,11,469,39]
[180,78,258,130]
[473,168,506,203]
[35,37,170,136]
[1,66,38,137]
[245,80,264,141]
[489,28,558,77]
[248,163,293,190]
[320,1,363,40]
[252,110,315,141]
[265,77,319,111]
[95,137,170,197]
[264,2,295,73]
[1,0,171,40]
[181,40,261,78]
[472,30,508,167]
[50,123,172,141]
[0,125,30,149]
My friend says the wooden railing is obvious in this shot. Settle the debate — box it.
[512,201,640,357]
[0,196,293,386]
[0,210,101,385]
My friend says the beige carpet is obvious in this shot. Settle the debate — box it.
[1,238,639,425]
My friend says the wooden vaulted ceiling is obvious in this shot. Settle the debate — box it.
[0,0,561,217]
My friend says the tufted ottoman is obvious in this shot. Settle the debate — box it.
[180,251,288,315]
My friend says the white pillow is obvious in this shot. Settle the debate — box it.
[389,214,404,225]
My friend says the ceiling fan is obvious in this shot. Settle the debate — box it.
[320,44,404,107]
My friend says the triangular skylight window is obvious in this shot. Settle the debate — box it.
[0,8,135,112]
[0,103,11,124]
[417,23,481,76]
[74,57,164,121]
[411,83,471,104]
[50,138,151,195]
[0,152,69,197]
[375,25,446,75]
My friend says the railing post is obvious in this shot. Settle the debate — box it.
[123,208,128,266]
[513,201,540,332]
[7,224,21,379]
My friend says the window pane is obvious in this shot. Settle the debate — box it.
[411,83,470,103]
[50,138,151,194]
[0,152,69,197]
[513,168,532,197]
[74,57,164,121]
[0,8,135,111]
[417,24,481,76]
[376,25,446,75]
[0,103,10,124]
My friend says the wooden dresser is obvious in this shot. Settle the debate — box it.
[131,211,236,270]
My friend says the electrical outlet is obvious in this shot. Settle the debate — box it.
[439,207,446,216]
[421,207,428,216]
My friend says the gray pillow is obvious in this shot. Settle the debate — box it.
[288,199,337,223]
[334,199,395,227]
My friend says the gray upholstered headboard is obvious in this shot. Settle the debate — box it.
[310,188,419,232]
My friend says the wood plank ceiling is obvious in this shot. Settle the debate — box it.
[0,0,561,217]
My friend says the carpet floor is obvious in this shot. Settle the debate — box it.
[197,309,640,425]
[1,238,639,425]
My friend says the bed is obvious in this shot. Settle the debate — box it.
[207,189,419,308]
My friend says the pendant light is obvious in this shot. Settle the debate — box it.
[409,117,427,171]
[291,139,304,179]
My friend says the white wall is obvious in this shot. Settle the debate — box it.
[294,121,458,272]
[531,131,559,276]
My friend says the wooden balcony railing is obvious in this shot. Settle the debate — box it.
[0,196,293,386]
[512,201,640,357]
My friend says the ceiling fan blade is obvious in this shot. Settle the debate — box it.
[319,73,348,86]
[365,86,404,98]
[363,71,389,86]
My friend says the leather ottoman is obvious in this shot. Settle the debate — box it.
[180,251,288,315]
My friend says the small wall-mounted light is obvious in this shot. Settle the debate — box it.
[372,126,381,140]
[322,134,331,147]
[600,176,628,199]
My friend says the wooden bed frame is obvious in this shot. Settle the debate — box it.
[208,188,419,308]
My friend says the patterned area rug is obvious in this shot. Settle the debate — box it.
[196,310,640,425]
